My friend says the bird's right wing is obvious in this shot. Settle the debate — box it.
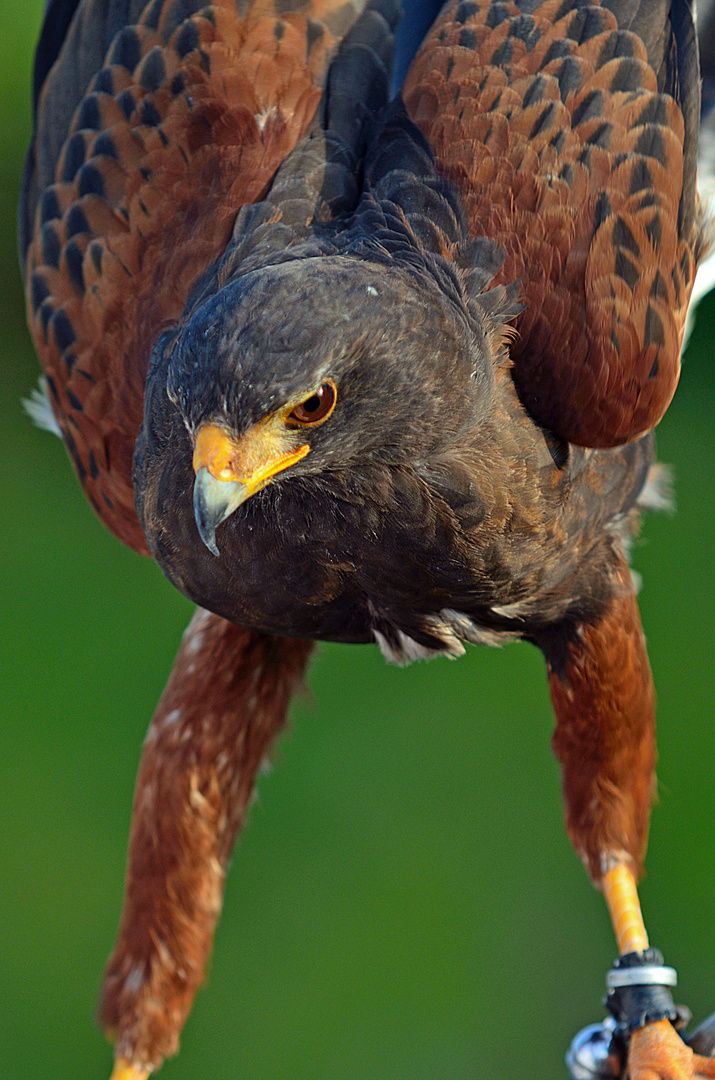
[21,0,380,553]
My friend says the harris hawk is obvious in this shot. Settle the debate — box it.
[18,0,715,1077]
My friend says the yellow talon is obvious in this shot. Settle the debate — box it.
[109,1061,150,1080]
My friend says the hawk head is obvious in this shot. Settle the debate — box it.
[135,248,517,641]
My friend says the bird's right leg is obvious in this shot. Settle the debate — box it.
[99,608,313,1079]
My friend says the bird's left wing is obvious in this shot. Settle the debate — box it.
[403,0,703,448]
[21,0,374,552]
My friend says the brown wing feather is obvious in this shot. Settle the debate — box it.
[25,0,364,552]
[403,0,701,447]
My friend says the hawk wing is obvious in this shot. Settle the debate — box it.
[21,0,391,552]
[403,0,702,447]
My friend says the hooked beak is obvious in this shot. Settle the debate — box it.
[193,467,246,557]
[192,421,309,556]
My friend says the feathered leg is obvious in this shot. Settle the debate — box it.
[99,608,313,1078]
[544,552,715,1080]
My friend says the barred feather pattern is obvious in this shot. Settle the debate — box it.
[403,0,702,448]
[24,0,364,551]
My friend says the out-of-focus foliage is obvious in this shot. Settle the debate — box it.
[1,4,713,1078]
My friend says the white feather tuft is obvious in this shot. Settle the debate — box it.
[372,627,461,666]
[637,463,675,514]
[22,377,62,437]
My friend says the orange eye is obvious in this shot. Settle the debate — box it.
[288,381,337,426]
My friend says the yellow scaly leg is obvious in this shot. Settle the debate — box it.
[603,864,715,1080]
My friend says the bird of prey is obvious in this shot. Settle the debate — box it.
[19,0,714,1077]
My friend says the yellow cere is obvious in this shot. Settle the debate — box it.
[192,423,236,480]
[193,417,309,491]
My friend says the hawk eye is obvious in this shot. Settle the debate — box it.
[288,381,337,426]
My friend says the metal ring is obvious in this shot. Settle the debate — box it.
[606,965,677,989]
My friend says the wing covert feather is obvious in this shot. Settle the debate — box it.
[24,0,366,551]
[403,0,702,447]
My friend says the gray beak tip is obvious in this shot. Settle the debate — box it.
[193,466,245,557]
[204,535,221,558]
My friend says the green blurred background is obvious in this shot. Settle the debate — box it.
[1,4,714,1078]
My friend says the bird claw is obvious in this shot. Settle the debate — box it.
[567,1018,715,1080]
[627,1021,715,1080]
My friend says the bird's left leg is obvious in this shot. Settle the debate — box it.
[542,552,715,1080]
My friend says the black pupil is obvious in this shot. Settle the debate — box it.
[303,394,321,413]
